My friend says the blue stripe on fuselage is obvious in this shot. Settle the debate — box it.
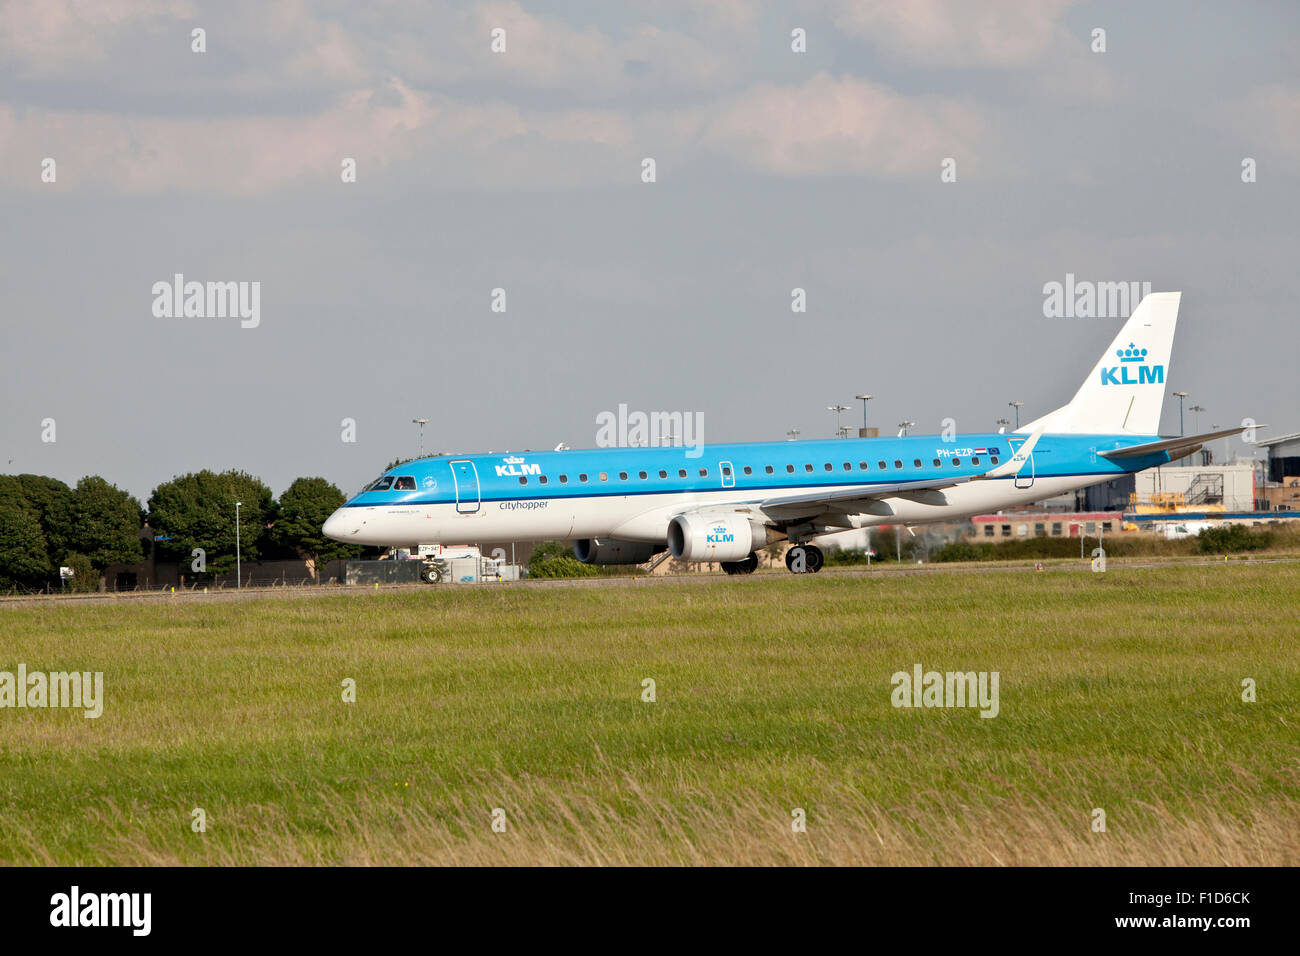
[342,433,1166,508]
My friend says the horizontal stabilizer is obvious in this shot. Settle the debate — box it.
[1098,425,1262,460]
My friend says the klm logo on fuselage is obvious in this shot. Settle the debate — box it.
[706,525,734,544]
[1100,342,1163,386]
[495,456,540,478]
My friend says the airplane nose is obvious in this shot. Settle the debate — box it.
[322,509,352,541]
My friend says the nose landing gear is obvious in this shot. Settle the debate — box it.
[784,545,823,574]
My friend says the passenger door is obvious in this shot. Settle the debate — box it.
[450,460,480,513]
[1005,438,1035,490]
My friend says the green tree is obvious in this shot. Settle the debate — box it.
[67,476,144,570]
[273,477,362,579]
[147,470,276,573]
[0,488,52,589]
[11,474,73,569]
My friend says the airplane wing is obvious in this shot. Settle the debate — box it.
[758,426,1045,522]
[1097,425,1262,460]
[759,475,975,520]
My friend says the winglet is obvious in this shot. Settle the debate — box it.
[977,425,1046,480]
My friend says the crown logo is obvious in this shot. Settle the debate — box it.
[503,456,525,464]
[1116,343,1148,363]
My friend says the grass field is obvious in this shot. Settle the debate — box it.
[2,561,1298,865]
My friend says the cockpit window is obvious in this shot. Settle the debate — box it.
[368,476,394,491]
[394,476,416,490]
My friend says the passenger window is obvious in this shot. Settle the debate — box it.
[518,477,528,485]
[823,463,833,472]
[843,462,851,471]
[679,469,687,477]
[971,457,980,466]
[859,461,868,469]
[893,460,902,469]
[699,468,708,477]
[394,476,416,490]
[619,472,628,480]
[952,458,960,466]
[600,472,609,481]
[638,471,647,480]
[659,470,668,478]
[804,464,814,473]
[933,459,941,467]
[765,465,774,474]
[877,461,887,469]
[912,459,922,467]
[786,465,795,473]
[560,475,568,484]
[722,466,732,477]
[743,466,752,475]
[990,456,999,465]
[539,475,548,484]
[580,474,588,482]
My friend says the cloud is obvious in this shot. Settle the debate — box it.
[0,70,996,194]
[0,79,435,194]
[703,72,989,177]
[0,0,194,75]
[1223,84,1300,169]
[816,0,1078,68]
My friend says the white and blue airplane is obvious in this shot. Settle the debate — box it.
[323,292,1252,575]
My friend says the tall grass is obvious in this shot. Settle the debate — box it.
[1,563,1297,865]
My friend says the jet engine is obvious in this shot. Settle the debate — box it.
[572,538,664,565]
[667,513,772,562]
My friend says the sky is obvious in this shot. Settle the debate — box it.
[2,0,1297,502]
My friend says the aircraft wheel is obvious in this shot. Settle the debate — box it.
[720,560,739,575]
[785,546,806,573]
[805,545,824,573]
[422,566,442,584]
[737,552,759,574]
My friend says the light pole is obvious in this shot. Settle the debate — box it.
[897,420,915,437]
[1190,404,1205,435]
[235,501,242,590]
[828,405,849,437]
[1210,423,1223,464]
[1172,392,1188,436]
[786,428,800,441]
[412,417,429,458]
[855,394,873,431]
[995,417,1011,433]
[1008,401,1025,430]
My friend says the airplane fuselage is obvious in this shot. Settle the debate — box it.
[322,432,1167,549]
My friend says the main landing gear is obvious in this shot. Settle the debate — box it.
[721,552,760,575]
[785,544,823,574]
